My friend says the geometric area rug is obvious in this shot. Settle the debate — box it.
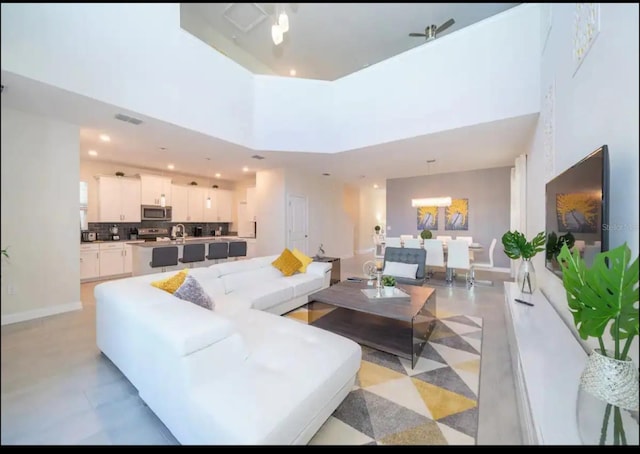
[283,306,483,445]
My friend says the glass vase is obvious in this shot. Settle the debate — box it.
[576,349,639,445]
[517,259,537,294]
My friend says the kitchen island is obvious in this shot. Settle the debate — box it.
[131,237,256,276]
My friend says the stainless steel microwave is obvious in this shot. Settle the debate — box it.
[141,205,172,221]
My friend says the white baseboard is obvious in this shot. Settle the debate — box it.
[1,301,83,325]
[490,267,511,274]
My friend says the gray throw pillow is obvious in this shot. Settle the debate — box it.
[174,275,214,310]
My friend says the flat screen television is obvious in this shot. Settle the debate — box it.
[545,145,610,278]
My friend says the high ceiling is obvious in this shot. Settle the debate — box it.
[1,3,533,189]
[181,3,520,80]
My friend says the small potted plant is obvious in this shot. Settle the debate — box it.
[420,229,433,240]
[501,230,545,293]
[381,275,396,296]
[557,242,639,444]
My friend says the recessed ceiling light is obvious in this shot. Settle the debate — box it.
[99,134,111,142]
[251,155,265,160]
[289,69,297,76]
[322,173,331,176]
[373,184,379,189]
[242,166,249,172]
[167,164,175,170]
[427,159,436,163]
[88,150,98,157]
[215,173,221,178]
[159,147,167,151]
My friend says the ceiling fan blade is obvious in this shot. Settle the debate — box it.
[436,18,455,35]
[409,33,427,37]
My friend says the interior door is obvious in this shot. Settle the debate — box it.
[287,194,308,254]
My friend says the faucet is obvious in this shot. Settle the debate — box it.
[174,224,187,244]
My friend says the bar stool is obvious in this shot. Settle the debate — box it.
[228,241,247,261]
[206,241,229,264]
[149,247,178,272]
[179,243,206,268]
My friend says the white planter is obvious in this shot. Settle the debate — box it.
[383,286,395,296]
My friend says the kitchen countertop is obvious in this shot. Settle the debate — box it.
[133,237,252,248]
[81,239,145,245]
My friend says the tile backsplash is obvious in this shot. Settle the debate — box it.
[87,221,232,240]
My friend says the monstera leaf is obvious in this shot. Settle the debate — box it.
[558,243,639,354]
[502,230,546,260]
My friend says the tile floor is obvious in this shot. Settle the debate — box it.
[0,253,522,445]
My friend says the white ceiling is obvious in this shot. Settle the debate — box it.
[181,3,520,80]
[1,2,534,189]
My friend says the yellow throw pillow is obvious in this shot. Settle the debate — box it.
[292,248,313,273]
[272,248,303,277]
[151,268,189,294]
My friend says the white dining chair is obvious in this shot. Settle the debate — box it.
[573,240,586,253]
[446,239,473,287]
[456,236,473,245]
[436,235,452,244]
[471,238,497,283]
[583,244,600,268]
[385,237,402,248]
[423,239,445,278]
[403,238,422,249]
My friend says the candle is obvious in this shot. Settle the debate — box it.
[375,260,383,271]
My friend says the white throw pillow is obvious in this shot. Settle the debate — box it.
[382,261,419,279]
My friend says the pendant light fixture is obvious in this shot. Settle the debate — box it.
[206,158,212,209]
[410,159,452,207]
[271,4,290,46]
[160,167,167,207]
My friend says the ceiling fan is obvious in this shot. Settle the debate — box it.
[409,18,455,42]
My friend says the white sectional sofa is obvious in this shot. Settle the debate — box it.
[95,255,362,445]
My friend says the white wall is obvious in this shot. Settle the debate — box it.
[1,3,255,147]
[284,170,356,259]
[2,3,540,155]
[1,108,81,324]
[232,178,257,232]
[252,76,336,152]
[79,159,235,223]
[255,169,286,256]
[332,3,540,152]
[528,3,639,362]
[357,187,387,253]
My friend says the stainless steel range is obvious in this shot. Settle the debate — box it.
[137,227,170,242]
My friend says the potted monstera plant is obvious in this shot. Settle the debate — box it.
[557,242,639,445]
[502,230,546,293]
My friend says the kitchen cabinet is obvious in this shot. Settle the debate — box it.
[204,188,233,222]
[123,244,133,274]
[97,176,141,222]
[80,242,139,281]
[99,242,127,277]
[140,174,172,206]
[80,244,100,280]
[171,185,204,222]
[246,187,256,221]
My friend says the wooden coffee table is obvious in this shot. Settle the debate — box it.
[307,281,437,368]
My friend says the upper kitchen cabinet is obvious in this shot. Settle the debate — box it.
[203,188,232,222]
[96,175,141,222]
[140,174,172,206]
[171,184,204,222]
[246,187,256,221]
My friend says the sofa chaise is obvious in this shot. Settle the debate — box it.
[95,254,362,445]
